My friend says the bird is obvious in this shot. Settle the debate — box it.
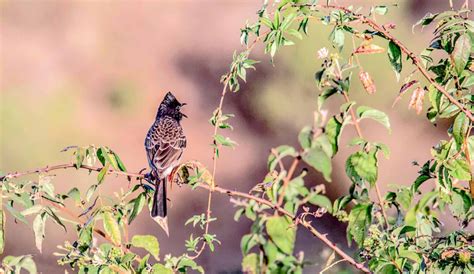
[144,92,187,235]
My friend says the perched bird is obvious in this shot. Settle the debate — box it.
[145,92,187,235]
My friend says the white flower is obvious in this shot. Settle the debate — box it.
[317,47,329,59]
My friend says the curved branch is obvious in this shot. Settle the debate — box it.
[295,3,474,122]
[1,162,369,273]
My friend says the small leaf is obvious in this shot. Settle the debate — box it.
[387,41,402,79]
[113,152,127,172]
[346,151,378,186]
[302,147,332,182]
[347,203,373,246]
[267,145,297,171]
[266,216,296,255]
[33,214,46,252]
[373,6,388,15]
[307,194,332,213]
[446,159,471,181]
[354,44,385,54]
[102,210,121,246]
[4,204,28,225]
[128,193,145,224]
[357,106,391,132]
[97,164,109,184]
[242,253,259,273]
[325,116,344,155]
[214,134,237,148]
[408,87,426,115]
[359,71,376,94]
[131,235,160,260]
[151,264,173,274]
[332,27,345,52]
[452,34,471,75]
[67,187,81,204]
[452,113,468,151]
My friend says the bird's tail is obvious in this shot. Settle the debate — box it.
[151,177,167,217]
[151,176,169,236]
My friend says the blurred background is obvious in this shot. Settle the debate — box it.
[0,0,469,273]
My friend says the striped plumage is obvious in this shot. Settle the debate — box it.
[145,92,186,229]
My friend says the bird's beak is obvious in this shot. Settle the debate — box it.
[181,103,188,118]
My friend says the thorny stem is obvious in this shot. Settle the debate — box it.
[293,3,474,123]
[1,162,369,273]
[191,29,271,259]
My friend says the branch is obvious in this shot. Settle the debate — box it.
[1,162,369,273]
[294,3,474,122]
[341,90,390,228]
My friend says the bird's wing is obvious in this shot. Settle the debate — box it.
[145,117,186,178]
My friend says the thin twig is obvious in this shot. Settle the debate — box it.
[293,3,474,122]
[2,162,369,272]
[276,157,300,207]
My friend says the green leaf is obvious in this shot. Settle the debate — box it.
[346,151,378,186]
[242,253,259,273]
[449,189,472,220]
[177,257,204,273]
[266,216,295,255]
[452,33,471,75]
[396,188,413,210]
[326,116,344,155]
[356,106,391,133]
[347,203,372,246]
[317,88,337,109]
[151,264,173,274]
[0,210,4,254]
[332,27,345,52]
[373,6,388,15]
[113,152,127,171]
[75,147,85,168]
[33,214,46,252]
[102,210,121,246]
[128,193,145,224]
[298,126,312,149]
[67,187,81,204]
[45,208,66,231]
[4,204,28,225]
[399,248,422,263]
[387,41,402,79]
[307,194,332,213]
[446,159,471,181]
[267,145,297,171]
[452,113,468,151]
[241,234,257,255]
[131,235,160,260]
[3,255,37,274]
[97,164,108,184]
[302,147,332,182]
[214,134,237,148]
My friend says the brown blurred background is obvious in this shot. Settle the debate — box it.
[0,0,468,273]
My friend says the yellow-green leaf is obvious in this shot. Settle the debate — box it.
[102,211,121,246]
[265,216,295,255]
[131,235,160,260]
